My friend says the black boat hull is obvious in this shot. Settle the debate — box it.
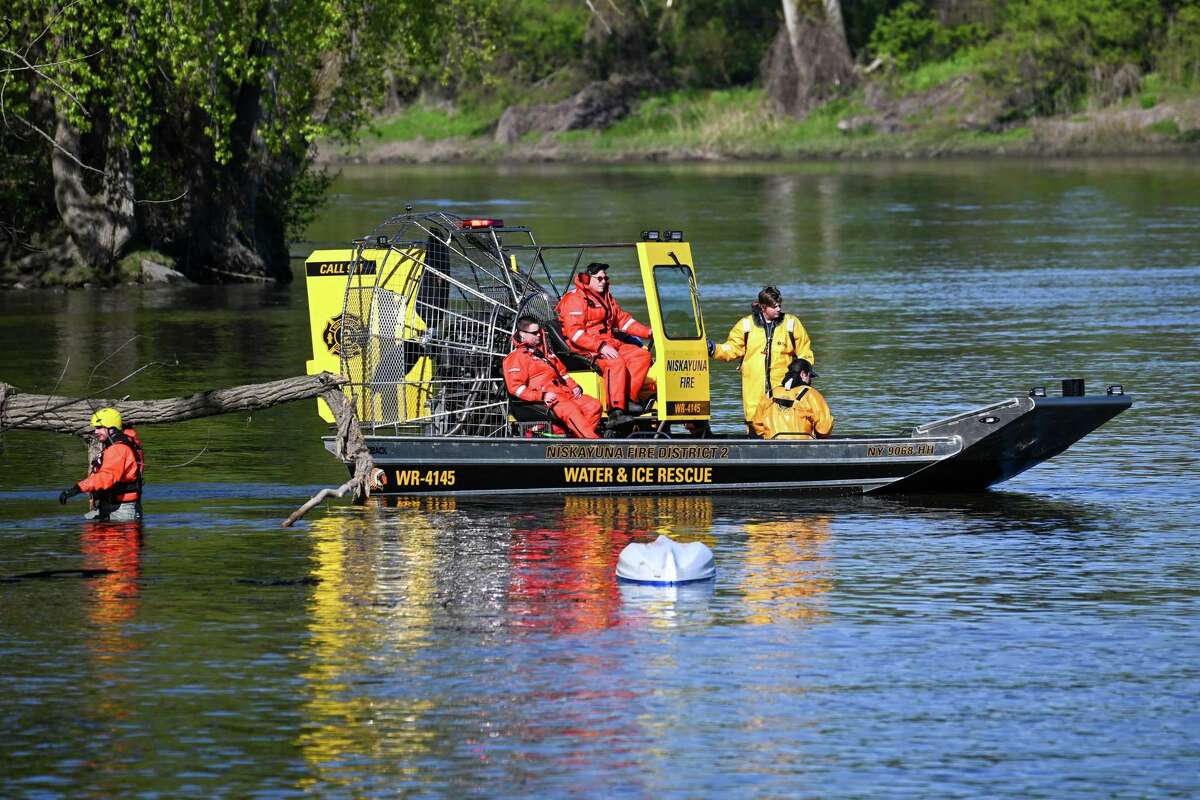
[881,394,1132,493]
[329,393,1132,497]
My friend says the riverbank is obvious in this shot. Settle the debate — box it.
[317,83,1200,165]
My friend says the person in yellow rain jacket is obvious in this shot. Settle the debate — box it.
[711,286,814,432]
[751,358,834,440]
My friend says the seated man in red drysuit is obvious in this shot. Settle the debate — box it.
[504,316,602,439]
[555,262,653,423]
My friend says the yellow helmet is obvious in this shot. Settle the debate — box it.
[90,407,123,429]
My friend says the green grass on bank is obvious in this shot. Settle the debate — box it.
[367,103,501,140]
[895,48,984,94]
[558,88,803,155]
[553,84,1029,157]
[352,57,1198,160]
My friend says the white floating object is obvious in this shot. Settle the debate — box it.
[616,535,715,585]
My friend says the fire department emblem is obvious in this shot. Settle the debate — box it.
[322,313,365,358]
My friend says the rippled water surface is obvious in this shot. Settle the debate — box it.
[2,160,1198,797]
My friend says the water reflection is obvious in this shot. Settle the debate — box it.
[617,580,716,627]
[740,515,833,625]
[864,490,1117,535]
[80,521,144,633]
[78,521,143,788]
[508,496,715,634]
[297,508,439,792]
[290,496,726,788]
[763,175,799,274]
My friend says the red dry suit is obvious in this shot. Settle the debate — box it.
[556,272,653,411]
[78,428,144,506]
[504,343,602,439]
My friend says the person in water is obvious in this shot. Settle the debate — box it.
[556,262,653,424]
[504,316,603,439]
[58,407,145,521]
[751,358,834,440]
[711,285,815,434]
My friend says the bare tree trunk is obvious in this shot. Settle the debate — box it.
[766,0,857,119]
[50,107,135,277]
[781,0,803,73]
[823,0,848,46]
[1,373,345,433]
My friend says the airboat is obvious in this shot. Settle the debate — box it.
[303,210,1131,497]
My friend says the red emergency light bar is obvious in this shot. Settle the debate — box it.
[461,218,503,229]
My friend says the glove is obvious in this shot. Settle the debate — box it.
[706,338,716,356]
[58,484,82,505]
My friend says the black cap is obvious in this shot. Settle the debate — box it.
[789,357,818,379]
[584,262,609,275]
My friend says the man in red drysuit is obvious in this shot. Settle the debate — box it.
[504,316,602,439]
[556,262,653,422]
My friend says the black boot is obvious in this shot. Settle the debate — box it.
[607,409,634,426]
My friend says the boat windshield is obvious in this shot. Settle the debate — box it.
[653,264,701,340]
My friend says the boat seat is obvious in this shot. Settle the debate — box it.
[508,399,573,437]
[508,399,557,424]
[543,319,595,372]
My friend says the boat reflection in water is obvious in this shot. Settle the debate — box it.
[292,494,844,785]
[507,495,716,634]
[298,505,442,792]
[740,515,834,625]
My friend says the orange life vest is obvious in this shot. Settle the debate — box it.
[82,428,144,505]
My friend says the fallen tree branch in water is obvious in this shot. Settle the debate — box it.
[281,477,358,528]
[1,372,346,433]
[280,385,379,528]
[0,371,375,525]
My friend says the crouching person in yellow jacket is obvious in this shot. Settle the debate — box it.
[711,286,815,433]
[751,358,834,440]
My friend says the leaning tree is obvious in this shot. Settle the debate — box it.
[1,0,496,286]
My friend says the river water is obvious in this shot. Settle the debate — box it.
[2,160,1198,797]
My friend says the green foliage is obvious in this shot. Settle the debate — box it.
[980,0,1167,117]
[1001,0,1163,64]
[869,2,988,70]
[115,249,173,282]
[496,0,589,85]
[870,2,939,69]
[660,0,779,87]
[380,0,502,103]
[981,28,1087,116]
[508,0,777,90]
[1158,4,1200,87]
[574,87,787,152]
[844,0,910,54]
[1138,72,1162,107]
[897,48,984,93]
